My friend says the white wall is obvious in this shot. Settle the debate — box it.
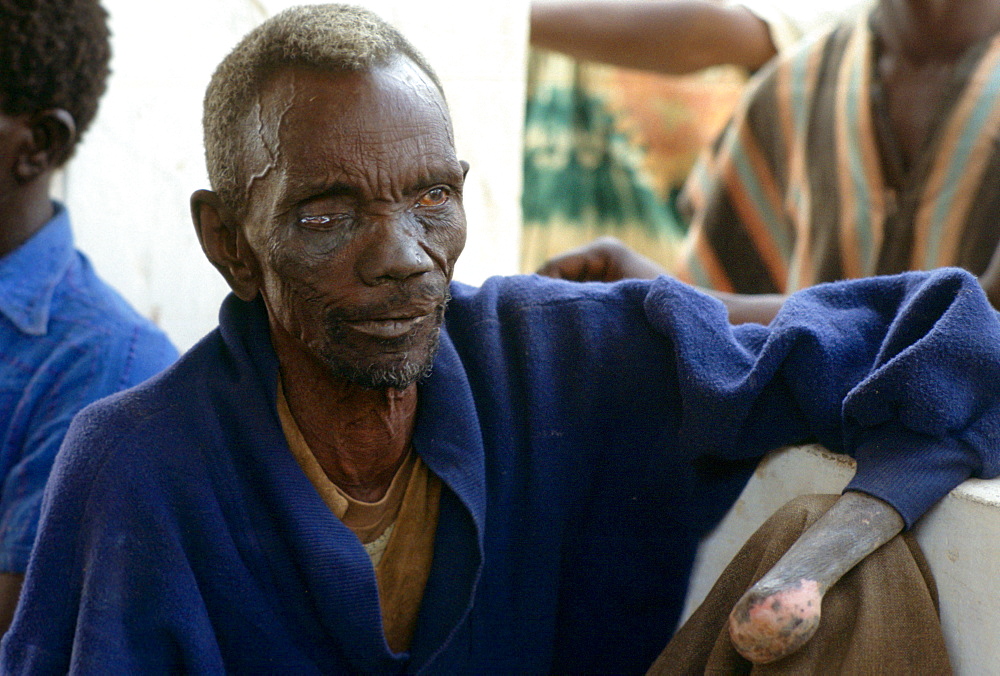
[63,1,528,350]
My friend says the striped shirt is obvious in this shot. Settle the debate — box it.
[676,10,1000,294]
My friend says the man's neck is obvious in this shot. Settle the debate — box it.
[0,182,54,258]
[876,0,1000,64]
[276,343,418,503]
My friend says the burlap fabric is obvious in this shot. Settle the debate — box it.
[648,494,951,674]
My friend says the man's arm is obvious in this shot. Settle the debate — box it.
[727,491,903,663]
[978,238,1000,309]
[666,268,1000,525]
[707,289,786,325]
[653,268,1000,662]
[530,1,776,73]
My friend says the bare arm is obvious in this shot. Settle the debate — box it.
[977,239,1000,310]
[530,0,777,74]
[728,491,904,663]
[0,573,24,637]
[703,289,786,325]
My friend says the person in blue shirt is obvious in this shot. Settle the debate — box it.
[0,0,178,634]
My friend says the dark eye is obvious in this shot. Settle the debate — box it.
[416,186,450,207]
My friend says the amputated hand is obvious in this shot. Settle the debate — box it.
[727,491,904,664]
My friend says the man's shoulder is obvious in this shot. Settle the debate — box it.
[67,329,224,449]
[743,13,860,95]
[51,320,273,510]
[737,0,871,51]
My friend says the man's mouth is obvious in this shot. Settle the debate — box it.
[342,313,433,340]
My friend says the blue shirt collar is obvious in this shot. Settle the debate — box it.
[0,203,75,336]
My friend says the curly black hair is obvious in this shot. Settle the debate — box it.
[0,0,111,161]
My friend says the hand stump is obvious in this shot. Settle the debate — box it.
[727,491,905,663]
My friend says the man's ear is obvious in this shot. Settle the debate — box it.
[190,189,261,301]
[14,109,76,183]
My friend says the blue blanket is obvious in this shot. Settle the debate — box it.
[3,270,998,674]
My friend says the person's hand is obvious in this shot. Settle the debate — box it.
[536,237,667,282]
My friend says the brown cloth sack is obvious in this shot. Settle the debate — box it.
[648,494,951,675]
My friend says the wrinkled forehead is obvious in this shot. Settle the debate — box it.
[251,59,455,166]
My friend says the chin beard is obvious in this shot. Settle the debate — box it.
[319,291,449,390]
[324,327,441,390]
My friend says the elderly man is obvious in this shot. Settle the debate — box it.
[2,4,998,673]
[0,0,177,635]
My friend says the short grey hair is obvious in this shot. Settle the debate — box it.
[203,3,444,217]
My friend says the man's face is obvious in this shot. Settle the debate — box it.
[0,108,29,199]
[239,59,467,389]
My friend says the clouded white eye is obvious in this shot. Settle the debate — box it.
[297,214,349,231]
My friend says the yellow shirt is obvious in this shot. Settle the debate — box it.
[276,384,440,653]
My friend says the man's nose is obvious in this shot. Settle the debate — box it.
[356,216,434,285]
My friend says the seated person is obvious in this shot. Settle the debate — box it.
[2,5,997,672]
[0,0,178,632]
[540,0,1000,324]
